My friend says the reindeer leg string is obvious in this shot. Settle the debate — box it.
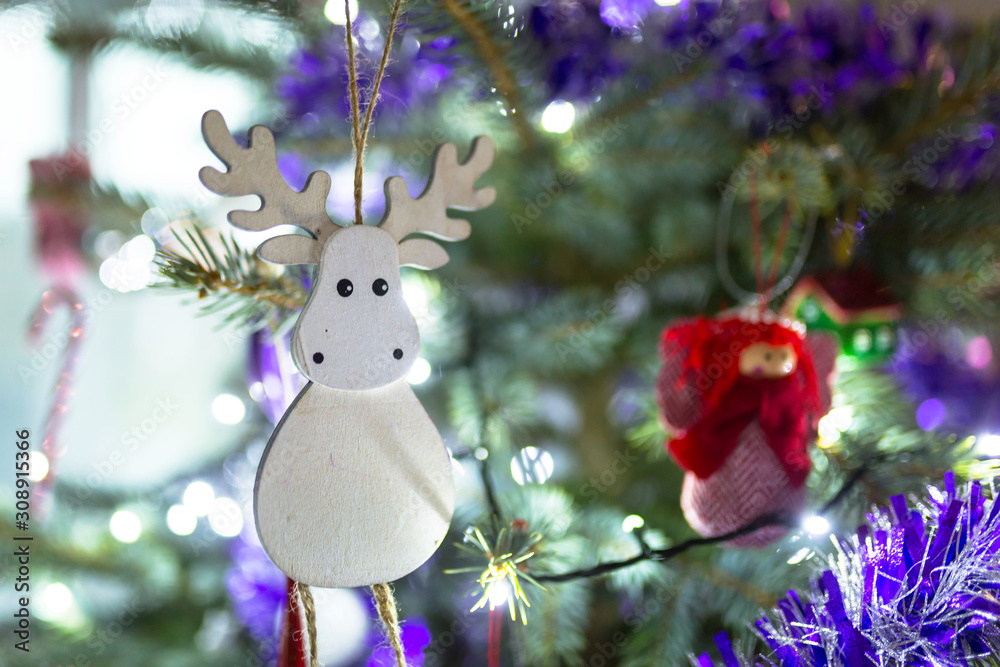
[371,583,407,667]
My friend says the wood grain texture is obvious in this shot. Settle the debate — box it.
[199,110,333,261]
[379,137,496,243]
[255,379,456,588]
[258,234,323,265]
[398,238,450,270]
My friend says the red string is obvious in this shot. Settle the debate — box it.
[766,195,797,294]
[278,578,308,667]
[488,607,502,667]
[748,157,798,310]
[748,170,765,303]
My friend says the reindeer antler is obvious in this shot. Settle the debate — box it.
[199,110,335,265]
[379,137,496,270]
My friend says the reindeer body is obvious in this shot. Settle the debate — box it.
[255,379,454,587]
[199,110,495,587]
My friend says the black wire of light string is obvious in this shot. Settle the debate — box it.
[532,466,867,583]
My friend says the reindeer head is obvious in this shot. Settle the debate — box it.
[199,110,496,390]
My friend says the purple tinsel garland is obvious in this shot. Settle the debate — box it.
[699,472,1000,665]
[658,0,937,123]
[276,13,455,132]
[525,0,630,101]
[368,618,432,666]
[226,536,286,642]
[246,329,305,424]
[276,1,996,191]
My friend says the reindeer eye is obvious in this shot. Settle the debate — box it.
[337,279,353,297]
[372,278,388,296]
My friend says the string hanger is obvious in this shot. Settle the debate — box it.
[293,4,409,667]
[345,0,405,226]
[716,150,817,311]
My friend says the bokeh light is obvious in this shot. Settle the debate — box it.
[212,394,246,424]
[110,510,142,543]
[406,358,432,385]
[967,335,993,369]
[183,480,216,517]
[28,450,49,482]
[208,497,244,537]
[511,446,555,484]
[803,514,830,535]
[36,583,74,621]
[622,515,644,532]
[976,434,1000,457]
[916,398,946,431]
[166,504,198,536]
[98,234,155,292]
[323,0,358,25]
[541,100,575,133]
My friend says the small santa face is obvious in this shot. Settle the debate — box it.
[739,342,798,378]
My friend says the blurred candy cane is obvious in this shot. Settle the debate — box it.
[26,286,85,513]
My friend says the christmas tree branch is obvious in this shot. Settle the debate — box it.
[155,225,307,327]
[439,0,536,152]
[890,66,1000,153]
[582,71,696,133]
[479,452,504,523]
[687,562,779,609]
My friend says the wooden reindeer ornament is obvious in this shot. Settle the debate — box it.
[200,110,496,587]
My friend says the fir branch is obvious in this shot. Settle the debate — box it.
[480,452,504,522]
[582,71,696,133]
[438,0,536,152]
[51,27,282,81]
[890,62,1000,153]
[154,225,307,328]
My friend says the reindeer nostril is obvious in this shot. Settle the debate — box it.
[393,348,403,360]
[313,352,325,364]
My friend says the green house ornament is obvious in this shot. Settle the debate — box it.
[782,269,902,368]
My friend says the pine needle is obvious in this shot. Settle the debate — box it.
[154,224,308,330]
